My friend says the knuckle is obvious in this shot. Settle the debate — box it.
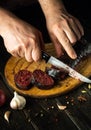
[71,38,77,44]
[60,18,69,26]
[39,31,42,37]
[77,35,81,41]
[24,37,37,49]
[30,36,37,45]
[63,18,68,24]
[69,17,74,23]
[52,23,61,34]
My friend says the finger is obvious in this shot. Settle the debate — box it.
[63,24,78,44]
[24,43,33,62]
[39,32,45,50]
[74,18,84,37]
[24,38,41,62]
[11,50,20,57]
[50,34,64,57]
[17,46,25,57]
[63,20,81,44]
[31,39,41,61]
[67,19,83,41]
[54,29,77,59]
[31,33,43,61]
[68,18,84,41]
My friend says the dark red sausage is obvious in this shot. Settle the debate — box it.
[14,70,33,90]
[46,66,68,81]
[33,69,54,89]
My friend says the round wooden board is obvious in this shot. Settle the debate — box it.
[4,43,91,98]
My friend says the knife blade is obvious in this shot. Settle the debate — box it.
[42,51,91,83]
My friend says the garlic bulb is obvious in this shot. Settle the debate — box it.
[10,91,26,110]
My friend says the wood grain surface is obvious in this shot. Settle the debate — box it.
[4,43,91,98]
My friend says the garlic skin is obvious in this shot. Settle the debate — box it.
[10,91,26,110]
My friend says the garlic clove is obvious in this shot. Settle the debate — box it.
[4,111,11,123]
[10,91,26,110]
[10,98,18,110]
[57,103,67,110]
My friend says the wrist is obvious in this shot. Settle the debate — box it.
[0,8,16,36]
[38,0,66,18]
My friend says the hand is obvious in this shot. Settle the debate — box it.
[0,9,44,62]
[46,10,84,59]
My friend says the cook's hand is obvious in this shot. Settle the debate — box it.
[46,10,84,59]
[0,8,44,62]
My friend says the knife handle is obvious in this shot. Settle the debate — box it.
[41,51,50,62]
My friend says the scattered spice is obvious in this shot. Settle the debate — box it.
[71,102,74,106]
[81,90,87,93]
[47,107,50,110]
[65,96,69,99]
[66,101,69,104]
[51,106,55,109]
[40,113,44,117]
[35,112,39,117]
[70,97,75,105]
[70,97,74,103]
[88,84,91,89]
[55,117,59,122]
[77,95,87,102]
[28,118,31,122]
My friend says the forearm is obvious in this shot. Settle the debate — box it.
[0,8,14,24]
[0,8,11,31]
[38,0,66,18]
[0,8,6,23]
[0,7,19,37]
[0,8,9,34]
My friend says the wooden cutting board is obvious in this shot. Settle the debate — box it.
[4,43,91,98]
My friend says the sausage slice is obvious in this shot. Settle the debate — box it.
[14,70,33,90]
[33,69,54,89]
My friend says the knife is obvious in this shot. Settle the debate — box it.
[42,51,91,83]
